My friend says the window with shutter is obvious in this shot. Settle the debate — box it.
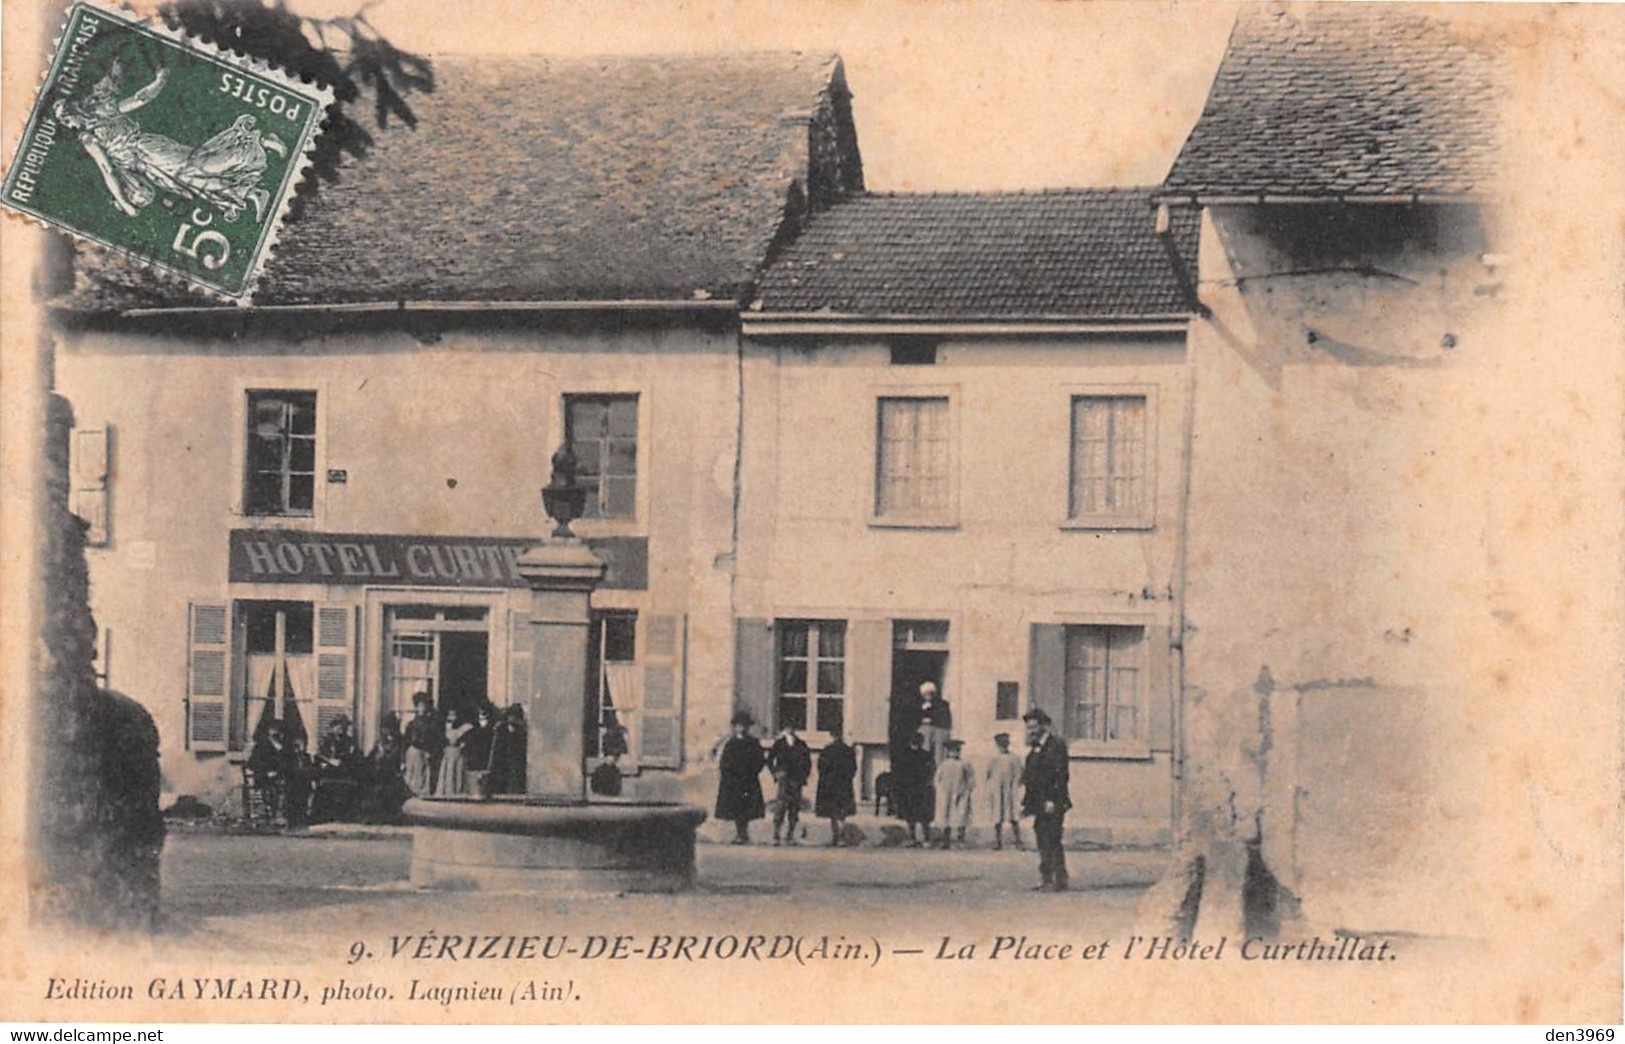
[70,426,110,546]
[1027,623,1067,730]
[187,602,231,752]
[1144,624,1174,748]
[315,605,356,741]
[775,620,846,738]
[845,618,891,744]
[508,610,534,711]
[733,618,777,732]
[639,614,685,768]
[1061,624,1146,745]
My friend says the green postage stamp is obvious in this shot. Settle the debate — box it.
[2,1,332,301]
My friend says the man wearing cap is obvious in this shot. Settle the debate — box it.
[767,722,813,846]
[1021,708,1071,891]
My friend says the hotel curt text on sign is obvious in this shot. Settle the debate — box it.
[228,529,646,589]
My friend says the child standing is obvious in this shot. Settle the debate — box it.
[986,732,1026,850]
[932,738,975,849]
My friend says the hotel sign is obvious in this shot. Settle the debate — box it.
[229,530,647,590]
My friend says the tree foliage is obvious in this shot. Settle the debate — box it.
[157,0,433,214]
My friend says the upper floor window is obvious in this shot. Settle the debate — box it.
[566,394,638,520]
[1069,394,1148,524]
[245,391,316,517]
[875,395,952,522]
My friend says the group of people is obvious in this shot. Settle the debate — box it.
[245,693,531,827]
[713,686,1075,892]
[246,713,407,826]
[400,692,529,798]
[716,710,859,846]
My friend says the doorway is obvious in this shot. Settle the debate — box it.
[439,631,489,723]
[384,604,491,726]
[889,619,949,758]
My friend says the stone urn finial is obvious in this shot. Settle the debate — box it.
[541,443,588,539]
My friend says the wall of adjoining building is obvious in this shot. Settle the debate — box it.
[1179,202,1512,934]
[735,333,1189,843]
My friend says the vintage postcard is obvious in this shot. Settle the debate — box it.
[0,0,1620,1026]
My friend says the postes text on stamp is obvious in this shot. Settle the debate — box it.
[2,1,332,301]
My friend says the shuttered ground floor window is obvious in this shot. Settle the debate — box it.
[586,612,637,760]
[1063,624,1144,743]
[1028,620,1164,756]
[777,620,846,737]
[575,611,688,770]
[186,599,357,753]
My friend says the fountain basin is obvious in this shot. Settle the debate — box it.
[404,798,708,893]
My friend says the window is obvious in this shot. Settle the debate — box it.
[995,680,1021,721]
[875,396,952,521]
[1069,394,1148,523]
[889,338,938,366]
[778,620,846,736]
[245,391,317,517]
[566,394,638,520]
[1063,625,1144,743]
[586,612,638,758]
[238,600,314,748]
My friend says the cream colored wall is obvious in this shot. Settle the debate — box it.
[1181,203,1509,932]
[737,334,1188,838]
[55,321,740,806]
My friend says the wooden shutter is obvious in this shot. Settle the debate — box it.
[508,611,534,708]
[846,618,891,744]
[187,602,231,752]
[315,604,357,739]
[733,617,776,732]
[1028,623,1066,730]
[1145,623,1174,748]
[70,426,109,546]
[639,613,686,767]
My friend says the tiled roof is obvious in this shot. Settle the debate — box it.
[751,189,1198,320]
[68,52,851,309]
[1161,4,1502,200]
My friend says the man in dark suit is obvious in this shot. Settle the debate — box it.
[1021,707,1072,892]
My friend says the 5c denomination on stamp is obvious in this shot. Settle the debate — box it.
[2,1,331,301]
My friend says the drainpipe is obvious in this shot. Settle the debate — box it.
[1168,206,1203,846]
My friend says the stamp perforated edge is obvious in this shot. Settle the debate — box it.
[0,0,335,305]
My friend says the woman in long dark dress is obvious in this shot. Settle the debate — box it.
[815,726,858,846]
[365,711,410,822]
[714,709,766,844]
[488,704,528,795]
[460,704,496,796]
[892,731,936,847]
[311,714,364,822]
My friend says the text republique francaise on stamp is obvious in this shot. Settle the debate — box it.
[2,1,331,301]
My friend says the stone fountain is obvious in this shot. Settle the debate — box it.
[403,446,707,893]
